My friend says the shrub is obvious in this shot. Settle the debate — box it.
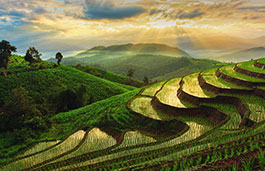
[0,87,47,132]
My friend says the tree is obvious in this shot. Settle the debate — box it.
[143,76,149,85]
[55,52,63,65]
[25,47,42,65]
[54,84,92,113]
[127,68,135,78]
[0,40,17,76]
[0,87,45,132]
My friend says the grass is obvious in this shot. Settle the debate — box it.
[73,64,143,87]
[117,131,156,148]
[202,68,251,90]
[50,89,141,138]
[1,57,265,170]
[238,60,265,74]
[203,103,241,130]
[3,130,86,171]
[182,73,216,98]
[220,64,265,82]
[257,58,265,64]
[258,86,265,90]
[141,81,166,96]
[0,55,55,75]
[53,128,116,163]
[56,117,214,170]
[0,65,134,106]
[130,96,175,121]
[17,141,60,157]
[156,78,195,108]
[226,94,265,122]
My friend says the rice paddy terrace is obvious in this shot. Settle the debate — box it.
[1,58,265,170]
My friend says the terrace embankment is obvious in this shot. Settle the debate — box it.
[99,127,125,145]
[198,73,253,95]
[215,68,265,88]
[151,96,228,125]
[254,60,265,69]
[177,77,255,127]
[234,64,265,79]
[127,95,189,141]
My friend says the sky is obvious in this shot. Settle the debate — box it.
[0,0,265,58]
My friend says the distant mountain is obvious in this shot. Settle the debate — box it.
[216,47,265,62]
[47,43,225,80]
[47,43,191,66]
[76,43,191,57]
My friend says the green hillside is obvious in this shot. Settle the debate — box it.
[75,43,191,58]
[0,55,136,159]
[48,43,226,80]
[217,46,265,62]
[73,64,144,87]
[1,57,264,170]
[60,55,225,80]
[0,55,134,105]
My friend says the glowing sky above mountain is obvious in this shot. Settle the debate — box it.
[0,0,265,58]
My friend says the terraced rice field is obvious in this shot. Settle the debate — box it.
[156,78,195,108]
[17,141,60,158]
[2,130,86,170]
[130,96,175,120]
[116,131,156,148]
[202,68,251,90]
[238,60,265,75]
[220,64,265,82]
[1,58,265,170]
[256,58,265,65]
[182,72,215,98]
[52,128,117,162]
[141,81,166,96]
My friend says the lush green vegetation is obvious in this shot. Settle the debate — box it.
[57,44,226,80]
[156,77,195,108]
[258,58,265,64]
[141,80,165,96]
[221,64,265,82]
[73,64,143,87]
[202,68,251,89]
[0,55,137,161]
[106,56,225,81]
[1,55,265,171]
[182,72,215,98]
[238,60,265,74]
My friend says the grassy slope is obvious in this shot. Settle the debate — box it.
[73,65,143,87]
[151,58,226,81]
[0,65,134,104]
[0,56,136,160]
[221,64,265,82]
[58,46,225,81]
[45,59,265,170]
[107,56,225,80]
[258,58,265,64]
[2,58,265,170]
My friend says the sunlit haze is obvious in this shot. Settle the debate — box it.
[0,0,265,58]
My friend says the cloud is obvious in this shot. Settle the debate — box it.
[238,6,265,12]
[79,0,147,20]
[150,9,162,15]
[176,9,205,19]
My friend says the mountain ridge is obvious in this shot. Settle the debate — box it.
[216,46,265,62]
[76,43,191,57]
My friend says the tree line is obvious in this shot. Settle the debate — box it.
[0,40,63,76]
